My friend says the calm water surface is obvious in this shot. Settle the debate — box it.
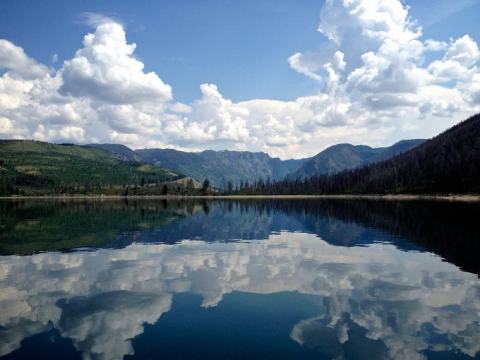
[0,199,479,360]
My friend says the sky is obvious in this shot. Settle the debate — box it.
[0,0,479,159]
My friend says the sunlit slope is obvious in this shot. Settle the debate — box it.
[0,140,178,195]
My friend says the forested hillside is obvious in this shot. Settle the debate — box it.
[239,114,480,195]
[0,140,179,195]
[86,143,142,162]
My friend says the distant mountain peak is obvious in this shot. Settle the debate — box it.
[289,139,425,179]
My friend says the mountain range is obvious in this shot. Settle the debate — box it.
[87,140,424,187]
[86,144,308,187]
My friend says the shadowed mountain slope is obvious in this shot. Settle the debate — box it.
[136,148,308,187]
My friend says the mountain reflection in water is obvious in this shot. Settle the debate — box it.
[0,199,479,360]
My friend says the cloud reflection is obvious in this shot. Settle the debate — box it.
[0,232,479,359]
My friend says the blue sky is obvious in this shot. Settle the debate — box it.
[0,0,326,102]
[1,0,479,103]
[1,0,480,158]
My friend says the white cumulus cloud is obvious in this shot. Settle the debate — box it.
[60,21,172,104]
[0,40,49,79]
[0,2,479,158]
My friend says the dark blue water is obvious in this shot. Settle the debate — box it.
[0,199,479,359]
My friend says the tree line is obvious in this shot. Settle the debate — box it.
[233,113,480,195]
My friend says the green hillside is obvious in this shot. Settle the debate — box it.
[0,140,179,195]
[86,143,142,162]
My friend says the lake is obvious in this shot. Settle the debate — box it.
[0,199,479,360]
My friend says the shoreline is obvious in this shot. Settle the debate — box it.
[1,194,479,202]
